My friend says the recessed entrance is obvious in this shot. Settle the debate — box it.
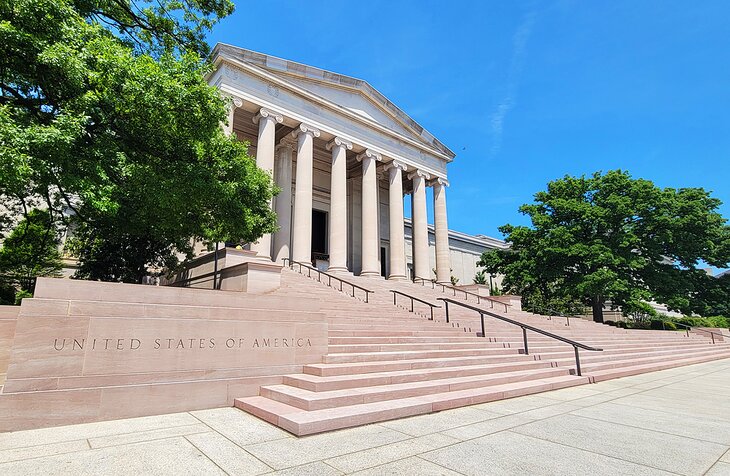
[312,209,328,260]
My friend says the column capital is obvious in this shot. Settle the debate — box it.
[290,123,321,140]
[356,149,383,163]
[407,169,431,181]
[429,176,450,187]
[276,137,296,152]
[226,96,243,109]
[326,137,353,151]
[384,160,408,172]
[253,107,284,125]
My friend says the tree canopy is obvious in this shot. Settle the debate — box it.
[479,170,730,322]
[1,0,278,283]
[0,209,63,299]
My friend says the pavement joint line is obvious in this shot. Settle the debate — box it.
[503,429,686,476]
[186,411,279,470]
[415,454,470,476]
[87,428,211,449]
[320,459,346,474]
[182,435,233,476]
[702,449,730,476]
[554,412,730,448]
[0,442,91,465]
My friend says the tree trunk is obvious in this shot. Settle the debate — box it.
[591,297,604,323]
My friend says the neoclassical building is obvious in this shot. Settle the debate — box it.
[209,44,497,283]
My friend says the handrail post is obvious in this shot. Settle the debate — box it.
[444,301,450,323]
[366,290,369,304]
[479,312,486,338]
[574,346,582,376]
[522,327,529,354]
[711,333,715,344]
[410,297,414,313]
[393,292,396,306]
[430,306,434,321]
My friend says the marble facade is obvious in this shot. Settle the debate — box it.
[210,44,458,282]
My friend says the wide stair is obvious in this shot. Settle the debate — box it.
[235,267,730,435]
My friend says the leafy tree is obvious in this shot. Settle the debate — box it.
[479,170,730,322]
[1,0,277,283]
[473,269,488,285]
[0,209,63,295]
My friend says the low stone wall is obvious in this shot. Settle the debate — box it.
[0,278,326,432]
[0,306,19,387]
[162,248,283,293]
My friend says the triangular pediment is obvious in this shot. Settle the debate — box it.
[212,44,455,160]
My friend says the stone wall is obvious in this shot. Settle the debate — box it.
[0,278,326,432]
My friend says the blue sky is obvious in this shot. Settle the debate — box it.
[208,1,729,246]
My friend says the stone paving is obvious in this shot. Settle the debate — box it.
[1,359,730,475]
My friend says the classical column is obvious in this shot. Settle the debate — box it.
[273,138,295,264]
[222,97,243,136]
[356,149,383,277]
[432,177,451,284]
[385,161,408,280]
[250,108,283,260]
[409,169,431,280]
[326,137,352,273]
[290,123,320,264]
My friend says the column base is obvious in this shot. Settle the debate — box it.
[326,266,350,274]
[359,270,383,279]
[387,274,408,281]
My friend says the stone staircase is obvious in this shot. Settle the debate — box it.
[235,268,730,435]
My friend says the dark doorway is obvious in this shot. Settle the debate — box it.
[380,247,387,277]
[312,210,328,257]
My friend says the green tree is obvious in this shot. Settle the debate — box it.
[0,209,63,296]
[479,170,730,322]
[473,269,488,285]
[1,0,277,283]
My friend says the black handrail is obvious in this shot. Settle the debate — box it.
[670,321,730,344]
[438,297,602,376]
[390,290,440,321]
[283,258,373,303]
[414,277,510,312]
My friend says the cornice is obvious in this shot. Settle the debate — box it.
[212,55,454,162]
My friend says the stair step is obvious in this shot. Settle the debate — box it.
[306,353,538,376]
[285,360,558,391]
[235,375,587,436]
[263,367,572,410]
[587,350,730,382]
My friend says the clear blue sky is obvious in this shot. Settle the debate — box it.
[208,0,729,243]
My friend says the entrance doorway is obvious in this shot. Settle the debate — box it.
[312,210,328,263]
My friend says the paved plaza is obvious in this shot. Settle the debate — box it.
[1,359,729,475]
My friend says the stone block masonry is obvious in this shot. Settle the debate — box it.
[0,278,326,432]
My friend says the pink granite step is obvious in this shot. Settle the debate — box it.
[236,374,588,435]
[306,353,539,376]
[261,367,572,411]
[233,267,730,435]
[284,360,558,392]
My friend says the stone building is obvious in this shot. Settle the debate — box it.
[210,44,505,283]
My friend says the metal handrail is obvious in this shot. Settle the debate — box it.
[438,297,602,376]
[413,277,510,312]
[283,258,373,303]
[670,321,730,344]
[390,290,440,321]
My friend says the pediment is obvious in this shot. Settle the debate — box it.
[212,44,455,161]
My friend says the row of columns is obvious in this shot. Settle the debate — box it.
[241,104,451,283]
